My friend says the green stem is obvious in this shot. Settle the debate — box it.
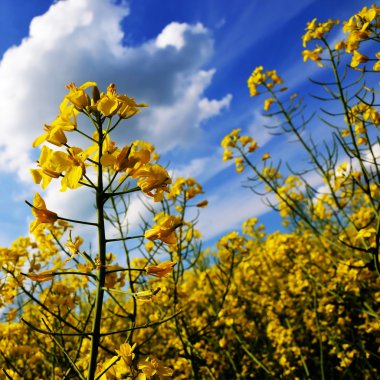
[57,216,98,226]
[104,186,141,198]
[105,234,144,243]
[87,118,107,380]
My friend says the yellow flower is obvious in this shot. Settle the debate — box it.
[116,343,136,367]
[355,227,376,240]
[32,98,78,147]
[31,145,64,189]
[30,193,58,232]
[334,41,346,51]
[97,83,120,116]
[373,57,380,75]
[261,153,271,161]
[302,47,323,66]
[247,67,284,96]
[263,98,274,111]
[146,261,176,278]
[145,240,154,252]
[101,145,131,171]
[101,142,155,175]
[134,164,172,201]
[267,70,283,84]
[64,231,83,263]
[196,199,208,208]
[117,93,148,119]
[302,18,339,47]
[60,147,87,191]
[65,81,96,110]
[145,214,183,245]
[167,177,203,201]
[248,66,266,85]
[219,337,227,348]
[247,66,266,96]
[248,140,258,152]
[235,157,244,173]
[137,357,173,379]
[33,124,67,148]
[221,129,240,148]
[96,355,127,380]
[87,130,117,164]
[97,83,148,118]
[350,50,369,67]
[31,146,87,191]
[223,148,233,161]
[248,84,259,96]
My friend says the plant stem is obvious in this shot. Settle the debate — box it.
[87,120,107,380]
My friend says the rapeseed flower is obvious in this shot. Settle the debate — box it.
[134,164,171,201]
[65,81,96,110]
[30,193,58,232]
[145,214,183,244]
[146,261,176,278]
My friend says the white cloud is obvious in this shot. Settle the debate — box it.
[364,142,380,166]
[0,0,235,245]
[199,93,232,121]
[138,69,231,153]
[0,0,228,180]
[156,22,206,50]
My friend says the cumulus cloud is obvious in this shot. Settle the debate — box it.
[156,22,207,50]
[137,69,232,152]
[0,0,230,180]
[0,0,236,246]
[199,93,232,121]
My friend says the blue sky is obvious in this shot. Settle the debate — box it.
[0,0,364,247]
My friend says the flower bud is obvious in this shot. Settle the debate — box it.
[92,85,101,103]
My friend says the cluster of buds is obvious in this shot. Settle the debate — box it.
[301,18,339,67]
[343,5,380,52]
[302,18,339,47]
[167,177,204,201]
[247,66,284,97]
[66,82,147,118]
[344,5,380,69]
[221,128,258,173]
[341,101,380,145]
[302,6,380,70]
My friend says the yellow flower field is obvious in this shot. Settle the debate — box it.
[1,3,380,379]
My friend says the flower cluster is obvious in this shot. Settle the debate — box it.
[301,18,339,66]
[221,128,258,172]
[96,343,173,379]
[302,5,380,70]
[247,66,284,97]
[28,82,178,233]
[343,5,380,55]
